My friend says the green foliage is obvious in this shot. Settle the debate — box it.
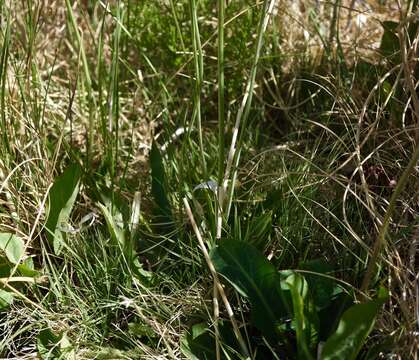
[0,233,25,264]
[37,329,74,359]
[208,240,387,358]
[150,141,173,234]
[210,240,292,342]
[181,322,242,360]
[299,259,341,310]
[379,21,400,60]
[285,273,317,359]
[181,322,216,360]
[97,202,126,249]
[45,164,82,255]
[0,234,38,310]
[0,288,14,309]
[321,289,389,360]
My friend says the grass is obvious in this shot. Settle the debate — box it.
[0,0,418,359]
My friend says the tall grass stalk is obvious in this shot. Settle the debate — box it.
[189,0,206,175]
[109,4,124,204]
[217,0,276,237]
[0,10,10,153]
[214,3,226,355]
[216,0,226,240]
[65,0,96,168]
[96,12,108,159]
[169,0,186,52]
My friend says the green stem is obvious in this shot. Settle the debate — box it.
[189,0,206,176]
[217,0,225,238]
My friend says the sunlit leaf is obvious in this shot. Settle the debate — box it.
[284,273,316,359]
[321,288,388,360]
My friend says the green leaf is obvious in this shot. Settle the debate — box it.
[37,329,74,359]
[0,262,12,277]
[379,21,400,61]
[181,322,243,360]
[244,211,272,250]
[284,273,316,360]
[45,163,81,255]
[150,142,173,232]
[0,288,14,309]
[17,258,39,277]
[97,202,126,248]
[321,289,388,360]
[210,240,292,341]
[181,323,214,360]
[132,257,153,286]
[299,259,342,310]
[0,232,25,264]
[317,292,353,342]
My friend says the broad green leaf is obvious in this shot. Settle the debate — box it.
[97,183,130,229]
[129,191,141,237]
[45,163,81,255]
[0,288,14,309]
[17,257,39,277]
[0,233,25,264]
[132,257,153,286]
[0,255,39,280]
[318,292,353,341]
[0,262,12,277]
[321,289,388,360]
[37,329,61,359]
[210,240,292,341]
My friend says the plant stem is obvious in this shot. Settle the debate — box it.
[216,0,225,239]
[189,0,206,176]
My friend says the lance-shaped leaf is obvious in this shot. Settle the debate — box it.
[321,288,388,360]
[45,164,81,255]
[150,142,173,233]
[97,202,126,248]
